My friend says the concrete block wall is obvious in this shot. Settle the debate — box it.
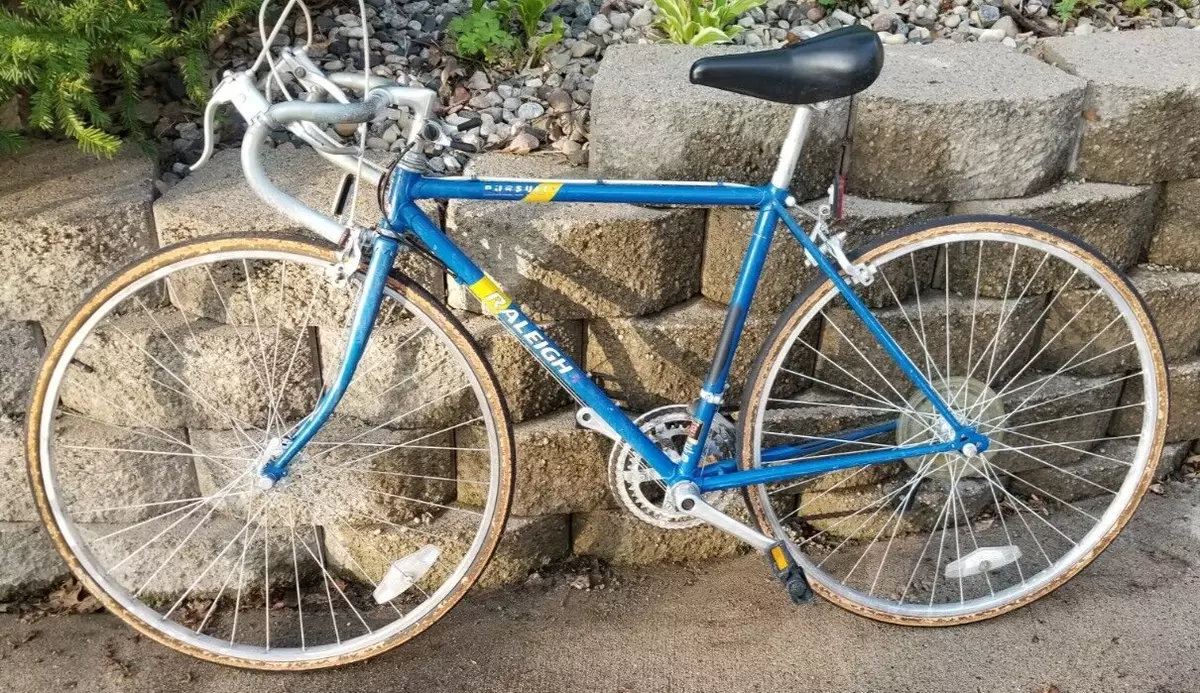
[2,29,1199,599]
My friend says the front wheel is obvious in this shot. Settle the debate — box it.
[739,216,1167,625]
[27,234,515,668]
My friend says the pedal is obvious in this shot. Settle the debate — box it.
[766,541,814,605]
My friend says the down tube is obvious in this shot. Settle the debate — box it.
[393,202,680,480]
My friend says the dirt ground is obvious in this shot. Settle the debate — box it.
[3,480,1200,693]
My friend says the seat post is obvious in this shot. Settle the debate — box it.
[770,105,815,190]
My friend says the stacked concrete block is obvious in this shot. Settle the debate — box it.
[1148,179,1200,271]
[571,507,747,566]
[1113,359,1200,443]
[58,309,321,430]
[1039,28,1200,184]
[0,321,43,415]
[461,313,584,423]
[0,141,159,329]
[585,297,798,411]
[8,31,1200,600]
[816,295,1045,392]
[0,522,69,601]
[458,409,611,516]
[445,154,706,320]
[701,195,946,317]
[154,146,445,326]
[951,181,1158,278]
[848,43,1087,202]
[589,45,849,201]
[325,513,570,590]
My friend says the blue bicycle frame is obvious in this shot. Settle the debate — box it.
[262,167,988,492]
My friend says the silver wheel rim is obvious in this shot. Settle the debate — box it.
[37,246,505,663]
[750,228,1161,620]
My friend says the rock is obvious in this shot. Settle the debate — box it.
[979,3,1001,24]
[610,12,630,30]
[950,181,1158,295]
[591,45,849,201]
[872,11,898,31]
[469,91,504,109]
[977,27,1006,42]
[1038,28,1200,183]
[154,148,444,321]
[701,195,946,316]
[445,154,706,320]
[0,321,42,414]
[503,132,540,153]
[1148,180,1200,271]
[992,14,1018,36]
[326,512,569,589]
[588,14,612,34]
[571,39,598,58]
[571,507,746,565]
[458,409,611,514]
[0,523,69,600]
[586,297,789,410]
[466,70,490,90]
[516,102,546,121]
[546,88,574,112]
[849,43,1085,201]
[0,141,158,329]
[630,7,655,27]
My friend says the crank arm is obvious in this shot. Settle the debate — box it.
[671,482,776,552]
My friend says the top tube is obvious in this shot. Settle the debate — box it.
[404,172,770,207]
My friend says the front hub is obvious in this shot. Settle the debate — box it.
[896,375,1004,481]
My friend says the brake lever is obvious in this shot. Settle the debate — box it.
[190,92,225,171]
[191,72,274,173]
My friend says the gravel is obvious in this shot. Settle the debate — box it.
[147,0,1200,189]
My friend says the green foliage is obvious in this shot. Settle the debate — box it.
[655,0,765,46]
[817,0,839,8]
[449,2,519,63]
[1120,0,1151,12]
[449,0,565,66]
[1052,0,1078,22]
[0,0,256,157]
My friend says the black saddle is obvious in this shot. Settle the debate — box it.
[689,26,883,105]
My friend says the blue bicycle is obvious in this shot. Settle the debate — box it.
[26,15,1167,670]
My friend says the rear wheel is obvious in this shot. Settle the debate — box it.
[27,234,514,668]
[739,216,1167,625]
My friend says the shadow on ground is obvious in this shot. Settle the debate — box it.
[3,480,1199,693]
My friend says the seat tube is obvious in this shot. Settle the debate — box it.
[678,196,783,480]
[771,105,815,189]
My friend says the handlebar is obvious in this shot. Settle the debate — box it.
[188,53,447,246]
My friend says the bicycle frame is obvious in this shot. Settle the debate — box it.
[261,134,987,491]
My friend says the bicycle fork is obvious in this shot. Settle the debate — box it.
[256,232,399,484]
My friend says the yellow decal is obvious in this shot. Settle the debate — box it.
[469,276,511,313]
[522,182,563,203]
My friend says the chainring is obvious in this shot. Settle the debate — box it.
[608,405,737,530]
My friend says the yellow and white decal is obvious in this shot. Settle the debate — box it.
[521,182,563,202]
[468,276,511,313]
